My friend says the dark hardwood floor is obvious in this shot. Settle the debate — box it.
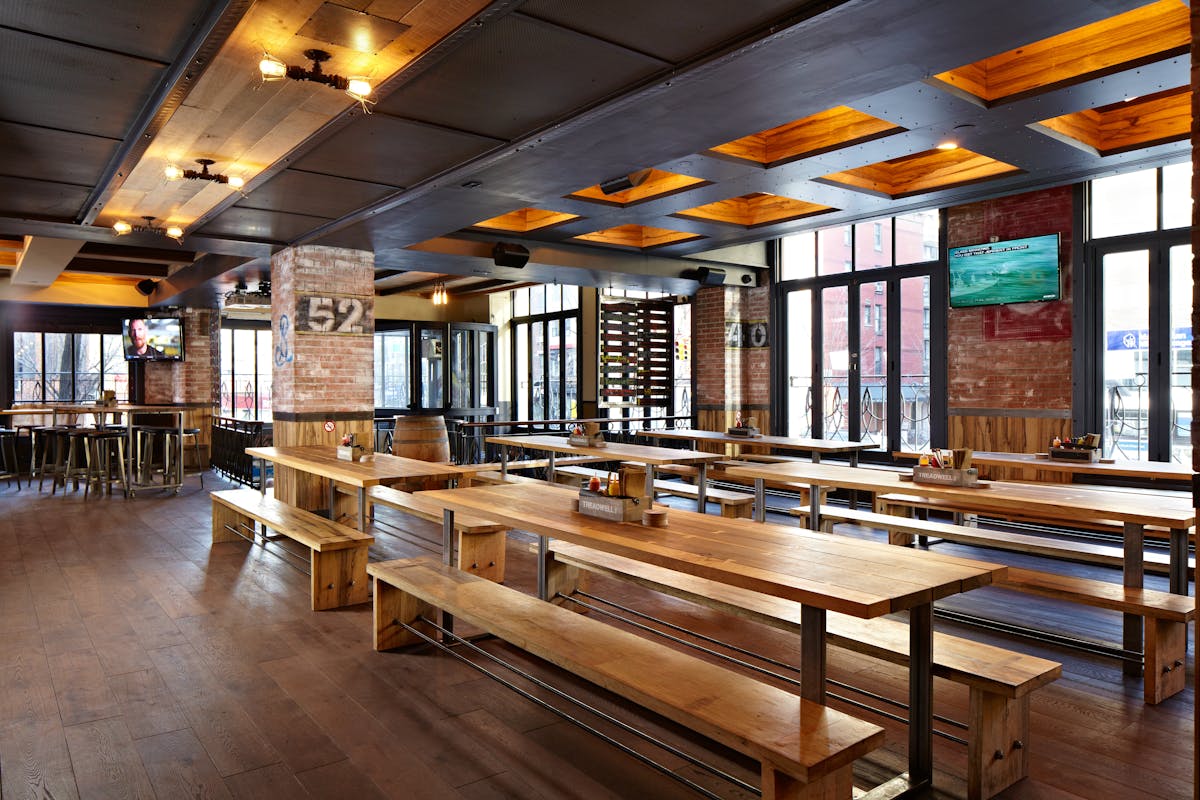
[0,474,1192,799]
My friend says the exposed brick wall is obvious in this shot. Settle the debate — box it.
[143,307,218,404]
[694,284,771,413]
[272,245,375,415]
[946,186,1074,411]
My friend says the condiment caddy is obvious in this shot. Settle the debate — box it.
[911,447,980,487]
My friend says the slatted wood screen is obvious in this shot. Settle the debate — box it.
[599,299,674,413]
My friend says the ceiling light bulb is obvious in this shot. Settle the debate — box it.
[346,77,372,100]
[259,53,287,79]
[112,220,132,235]
[164,163,184,181]
[936,141,959,151]
[228,175,245,189]
[166,225,184,241]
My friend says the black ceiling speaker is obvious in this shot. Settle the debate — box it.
[694,267,726,286]
[598,168,651,195]
[136,279,158,296]
[493,242,530,268]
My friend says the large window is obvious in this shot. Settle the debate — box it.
[777,210,942,454]
[219,326,273,420]
[14,332,127,403]
[375,322,495,414]
[511,285,580,421]
[1084,162,1192,463]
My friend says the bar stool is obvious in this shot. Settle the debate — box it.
[0,429,19,489]
[36,426,70,492]
[13,424,38,488]
[85,429,127,498]
[181,427,204,488]
[53,428,94,495]
[135,425,183,489]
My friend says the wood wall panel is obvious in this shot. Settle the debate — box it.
[271,419,373,509]
[948,414,1067,482]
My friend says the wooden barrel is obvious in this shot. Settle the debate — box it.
[391,415,451,464]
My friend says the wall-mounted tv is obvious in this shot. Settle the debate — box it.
[123,317,184,361]
[948,233,1061,308]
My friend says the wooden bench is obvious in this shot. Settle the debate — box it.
[540,540,1060,800]
[461,469,553,487]
[455,456,604,486]
[997,566,1193,704]
[211,488,374,611]
[368,556,885,800]
[552,464,755,518]
[366,484,508,582]
[803,503,1191,704]
[810,500,1190,577]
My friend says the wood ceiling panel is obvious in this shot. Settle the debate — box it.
[574,224,704,250]
[933,0,1189,104]
[234,169,398,219]
[568,170,710,208]
[709,106,905,166]
[674,193,835,228]
[516,0,800,64]
[290,115,499,187]
[376,13,666,140]
[0,27,167,140]
[1032,87,1189,157]
[820,148,1022,199]
[471,208,582,233]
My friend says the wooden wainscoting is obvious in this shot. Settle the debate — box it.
[272,418,374,510]
[949,412,1070,482]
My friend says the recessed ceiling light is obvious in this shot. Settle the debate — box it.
[936,141,959,151]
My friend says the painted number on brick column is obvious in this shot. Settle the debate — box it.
[296,293,375,335]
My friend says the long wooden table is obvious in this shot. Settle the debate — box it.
[724,460,1195,671]
[246,446,466,531]
[638,427,878,465]
[485,434,722,511]
[420,481,1006,795]
[965,450,1194,484]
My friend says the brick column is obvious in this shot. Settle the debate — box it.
[694,284,771,444]
[144,307,218,465]
[272,245,375,508]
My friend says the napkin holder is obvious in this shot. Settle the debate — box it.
[575,490,641,522]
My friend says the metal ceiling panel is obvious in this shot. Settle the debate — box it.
[0,0,216,63]
[0,177,93,221]
[0,122,120,186]
[0,28,166,139]
[374,13,667,141]
[517,0,807,64]
[196,207,334,243]
[235,169,399,220]
[290,115,501,188]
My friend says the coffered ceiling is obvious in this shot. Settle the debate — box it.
[0,0,1190,309]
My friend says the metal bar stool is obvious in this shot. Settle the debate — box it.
[54,428,94,495]
[85,429,127,498]
[36,426,70,492]
[0,429,19,489]
[181,428,204,488]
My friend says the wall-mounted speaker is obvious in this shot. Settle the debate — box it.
[136,279,158,296]
[493,242,530,269]
[694,267,726,286]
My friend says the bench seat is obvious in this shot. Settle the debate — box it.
[367,484,508,582]
[211,488,373,611]
[996,566,1192,704]
[541,539,1060,800]
[368,556,885,799]
[803,502,1191,576]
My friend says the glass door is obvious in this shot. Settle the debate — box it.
[1094,238,1192,463]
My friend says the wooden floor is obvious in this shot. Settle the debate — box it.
[0,473,1192,799]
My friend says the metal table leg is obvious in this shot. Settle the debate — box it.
[1123,521,1145,677]
[754,477,765,522]
[696,462,707,513]
[1168,527,1188,595]
[799,605,826,703]
[909,602,934,790]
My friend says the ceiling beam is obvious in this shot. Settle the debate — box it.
[12,237,86,286]
[66,259,171,278]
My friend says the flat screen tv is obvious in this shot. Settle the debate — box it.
[122,317,184,361]
[948,233,1061,308]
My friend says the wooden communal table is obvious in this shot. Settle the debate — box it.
[965,451,1194,485]
[246,446,466,531]
[420,481,1007,795]
[724,460,1196,670]
[485,434,722,512]
[638,427,878,465]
